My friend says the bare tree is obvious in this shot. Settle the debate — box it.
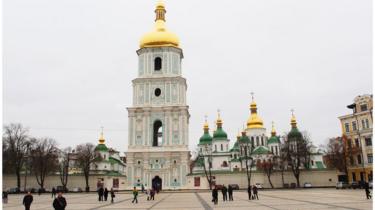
[196,144,213,190]
[238,132,254,200]
[324,137,347,173]
[283,131,312,188]
[58,147,72,192]
[75,143,99,192]
[257,157,277,188]
[30,138,59,190]
[2,123,30,191]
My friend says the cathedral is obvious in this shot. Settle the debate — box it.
[125,1,190,190]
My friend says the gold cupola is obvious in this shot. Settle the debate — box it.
[139,1,180,48]
[291,112,297,128]
[99,129,105,144]
[246,95,264,129]
[271,121,276,136]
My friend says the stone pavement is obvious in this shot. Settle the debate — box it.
[3,188,372,210]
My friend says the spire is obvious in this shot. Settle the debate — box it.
[247,92,264,128]
[99,126,105,144]
[236,128,241,140]
[291,109,297,128]
[155,0,166,21]
[250,92,257,114]
[216,109,223,128]
[271,121,276,136]
[203,115,209,133]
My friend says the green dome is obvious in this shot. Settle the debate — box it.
[230,141,240,152]
[199,132,212,145]
[252,146,271,155]
[288,127,302,140]
[95,144,108,152]
[267,136,280,144]
[213,127,227,139]
[239,135,250,144]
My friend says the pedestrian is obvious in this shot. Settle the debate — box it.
[247,185,252,200]
[253,185,259,200]
[38,188,42,196]
[212,186,218,205]
[23,191,33,210]
[141,184,145,193]
[104,188,109,201]
[221,185,227,201]
[110,188,115,203]
[150,188,155,200]
[132,187,138,204]
[3,191,8,204]
[228,185,233,201]
[52,187,56,198]
[98,187,104,201]
[364,182,372,199]
[53,191,67,210]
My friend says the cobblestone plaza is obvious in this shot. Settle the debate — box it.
[3,189,372,210]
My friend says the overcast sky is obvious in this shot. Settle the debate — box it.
[4,0,372,154]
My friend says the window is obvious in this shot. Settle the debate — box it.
[365,119,370,129]
[154,57,162,71]
[357,155,362,164]
[222,161,228,167]
[256,137,259,146]
[365,138,372,146]
[138,160,141,165]
[311,160,314,166]
[271,146,274,154]
[352,121,357,131]
[220,144,223,151]
[155,88,161,97]
[251,136,254,143]
[261,138,264,146]
[368,155,373,163]
[194,177,200,187]
[360,104,368,112]
[355,138,360,147]
[214,145,217,152]
[153,120,163,146]
[345,123,350,133]
[362,120,366,130]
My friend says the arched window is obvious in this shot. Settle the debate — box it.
[215,145,217,151]
[222,161,228,167]
[261,137,264,146]
[221,144,223,151]
[153,120,163,146]
[256,136,259,146]
[154,57,162,71]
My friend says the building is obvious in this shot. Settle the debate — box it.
[125,1,190,190]
[339,94,373,183]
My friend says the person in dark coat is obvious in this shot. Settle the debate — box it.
[110,188,115,203]
[104,188,109,201]
[150,188,155,200]
[247,185,252,200]
[23,191,33,210]
[221,186,228,201]
[212,187,218,205]
[253,185,259,200]
[228,185,233,201]
[132,187,138,204]
[53,191,67,210]
[98,187,104,201]
[3,191,8,204]
[364,182,372,199]
[141,184,145,193]
[51,187,56,198]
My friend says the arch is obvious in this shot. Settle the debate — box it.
[220,144,223,151]
[152,176,162,192]
[153,120,163,146]
[154,57,162,71]
[222,161,228,167]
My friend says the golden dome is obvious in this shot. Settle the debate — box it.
[203,119,209,131]
[98,127,105,144]
[247,99,264,129]
[291,113,297,128]
[139,1,179,48]
[271,121,276,136]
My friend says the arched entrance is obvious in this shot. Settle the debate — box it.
[152,176,162,192]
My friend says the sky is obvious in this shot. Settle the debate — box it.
[4,0,372,155]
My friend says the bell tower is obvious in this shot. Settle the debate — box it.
[126,1,190,189]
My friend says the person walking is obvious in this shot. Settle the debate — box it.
[98,187,104,201]
[104,188,109,201]
[23,191,33,210]
[247,185,252,200]
[228,185,233,201]
[53,191,67,210]
[132,187,138,204]
[3,191,8,204]
[150,188,155,200]
[51,187,56,198]
[253,185,259,200]
[364,182,372,199]
[212,187,218,205]
[146,188,151,201]
[141,184,145,193]
[221,186,227,201]
[110,188,115,203]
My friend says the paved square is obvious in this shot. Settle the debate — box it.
[3,188,372,210]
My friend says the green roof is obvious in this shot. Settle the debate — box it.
[239,135,250,144]
[95,144,108,152]
[252,146,271,155]
[229,141,240,152]
[213,127,228,139]
[288,127,302,140]
[109,157,125,166]
[199,131,212,145]
[267,136,280,144]
[105,171,126,177]
[315,161,325,169]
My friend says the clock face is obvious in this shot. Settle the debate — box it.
[155,88,161,97]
